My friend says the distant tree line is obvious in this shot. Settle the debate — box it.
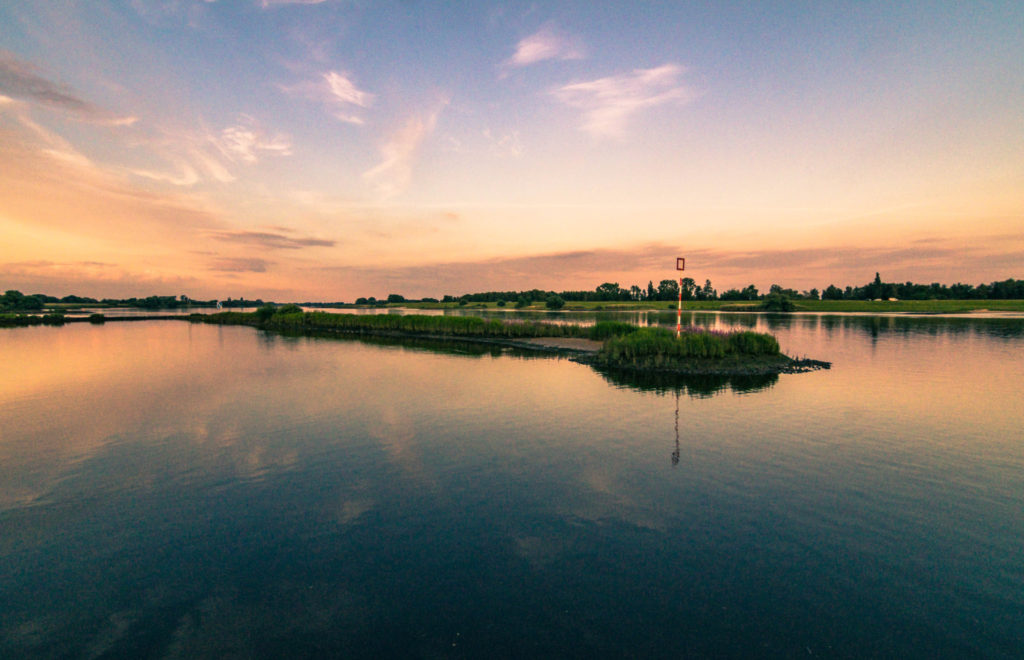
[6,273,1023,313]
[820,273,1024,301]
[1,291,264,311]
[422,273,1024,305]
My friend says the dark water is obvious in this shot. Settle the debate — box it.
[1,314,1022,658]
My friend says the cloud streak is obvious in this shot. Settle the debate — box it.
[506,24,584,67]
[129,116,290,187]
[208,257,272,273]
[363,101,446,197]
[0,50,136,125]
[553,64,695,137]
[0,260,205,298]
[214,116,292,163]
[209,229,335,250]
[281,70,374,124]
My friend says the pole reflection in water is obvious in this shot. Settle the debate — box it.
[672,388,680,467]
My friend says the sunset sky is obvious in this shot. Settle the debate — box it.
[1,1,1022,301]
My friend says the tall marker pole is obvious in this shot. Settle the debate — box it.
[676,257,685,338]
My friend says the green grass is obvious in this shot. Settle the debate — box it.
[791,299,1024,313]
[199,310,594,339]
[194,311,782,365]
[595,327,779,369]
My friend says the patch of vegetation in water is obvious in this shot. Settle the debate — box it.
[0,312,66,327]
[269,328,551,360]
[595,326,778,362]
[192,310,827,375]
[200,309,635,342]
[586,326,825,375]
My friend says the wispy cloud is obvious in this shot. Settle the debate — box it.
[129,160,202,186]
[0,50,137,125]
[209,228,335,250]
[1,100,96,168]
[552,64,695,137]
[128,116,289,187]
[363,101,447,197]
[506,24,584,67]
[0,260,206,298]
[128,133,235,185]
[280,70,374,124]
[324,71,373,123]
[482,129,523,158]
[213,115,292,163]
[208,257,272,273]
[324,71,373,107]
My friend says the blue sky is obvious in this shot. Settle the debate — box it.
[1,1,1022,300]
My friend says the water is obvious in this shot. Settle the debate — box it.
[1,314,1022,658]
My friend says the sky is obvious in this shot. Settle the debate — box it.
[1,1,1022,301]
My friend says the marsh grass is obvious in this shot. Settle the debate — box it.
[0,312,66,327]
[595,326,779,369]
[259,311,593,338]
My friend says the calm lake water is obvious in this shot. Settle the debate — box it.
[2,313,1022,658]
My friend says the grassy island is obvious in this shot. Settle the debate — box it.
[0,305,829,376]
[190,308,828,376]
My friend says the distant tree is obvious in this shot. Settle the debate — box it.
[657,279,679,301]
[545,294,565,309]
[680,277,697,301]
[742,284,759,300]
[869,272,884,299]
[699,279,716,300]
[595,282,622,301]
[629,285,643,300]
[646,280,656,299]
[822,284,843,300]
[761,293,795,312]
[496,299,506,307]
[515,296,530,308]
[60,294,97,304]
[2,290,42,311]
[355,297,368,305]
[718,288,744,301]
[255,304,277,322]
[386,294,406,303]
[769,284,800,298]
